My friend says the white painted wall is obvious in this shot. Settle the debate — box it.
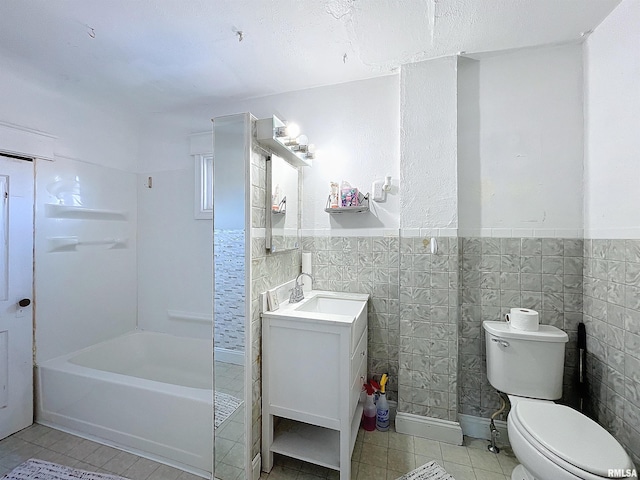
[400,56,459,234]
[0,56,140,172]
[584,0,640,239]
[136,77,400,335]
[138,76,401,233]
[458,44,584,238]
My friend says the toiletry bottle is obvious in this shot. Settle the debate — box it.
[272,184,281,211]
[376,374,390,431]
[362,383,376,431]
[330,182,339,208]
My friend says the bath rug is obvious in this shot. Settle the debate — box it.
[394,460,456,480]
[2,459,128,480]
[215,391,243,429]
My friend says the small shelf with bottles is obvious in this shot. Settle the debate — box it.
[324,192,369,214]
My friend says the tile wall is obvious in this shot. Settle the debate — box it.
[300,235,401,402]
[249,146,301,461]
[397,237,459,422]
[582,239,640,465]
[214,229,245,352]
[458,237,584,420]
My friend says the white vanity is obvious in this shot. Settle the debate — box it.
[261,290,369,480]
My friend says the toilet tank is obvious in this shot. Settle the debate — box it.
[483,321,568,400]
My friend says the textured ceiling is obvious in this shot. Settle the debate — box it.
[0,0,621,114]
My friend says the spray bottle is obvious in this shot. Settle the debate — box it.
[376,374,390,431]
[362,383,377,431]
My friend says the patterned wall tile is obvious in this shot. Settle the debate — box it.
[214,229,245,351]
[397,236,459,422]
[302,234,401,402]
[583,239,640,465]
[458,237,583,420]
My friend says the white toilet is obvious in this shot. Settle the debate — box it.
[483,321,635,480]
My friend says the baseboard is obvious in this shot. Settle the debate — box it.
[458,414,510,446]
[214,347,244,366]
[395,412,463,445]
[252,453,261,480]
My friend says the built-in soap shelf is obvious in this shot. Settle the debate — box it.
[324,192,370,214]
[47,236,128,253]
[45,203,127,220]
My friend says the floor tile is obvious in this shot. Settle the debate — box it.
[474,468,508,480]
[467,447,503,473]
[441,443,472,466]
[443,461,477,480]
[359,443,388,468]
[386,448,416,472]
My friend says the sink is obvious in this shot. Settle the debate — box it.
[262,290,369,350]
[294,295,366,317]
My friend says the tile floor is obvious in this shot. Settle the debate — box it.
[0,422,517,480]
[260,427,519,480]
[0,423,203,480]
[214,361,245,480]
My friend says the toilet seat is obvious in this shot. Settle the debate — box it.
[510,400,633,478]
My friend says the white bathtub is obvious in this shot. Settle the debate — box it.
[36,331,213,476]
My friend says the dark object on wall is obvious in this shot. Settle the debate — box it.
[577,322,587,412]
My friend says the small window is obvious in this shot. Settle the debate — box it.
[195,154,213,219]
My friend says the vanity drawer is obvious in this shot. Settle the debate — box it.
[351,306,367,352]
[350,327,367,380]
[349,342,368,420]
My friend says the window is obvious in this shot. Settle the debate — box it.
[195,154,213,219]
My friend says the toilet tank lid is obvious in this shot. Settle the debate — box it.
[483,321,568,342]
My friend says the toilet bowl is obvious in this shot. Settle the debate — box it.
[482,321,635,480]
[507,395,634,480]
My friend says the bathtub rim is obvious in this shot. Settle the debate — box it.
[35,329,215,477]
[37,329,214,401]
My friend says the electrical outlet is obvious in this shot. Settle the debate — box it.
[267,289,279,311]
[372,180,384,202]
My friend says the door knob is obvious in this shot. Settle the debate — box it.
[18,299,30,308]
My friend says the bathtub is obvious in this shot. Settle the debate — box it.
[36,331,213,476]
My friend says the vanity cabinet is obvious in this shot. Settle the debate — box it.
[261,291,369,480]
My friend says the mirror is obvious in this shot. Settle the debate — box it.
[266,155,299,252]
[213,114,249,480]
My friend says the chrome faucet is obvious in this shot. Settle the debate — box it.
[289,272,314,303]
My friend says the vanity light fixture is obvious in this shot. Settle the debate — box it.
[306,144,316,159]
[257,116,314,167]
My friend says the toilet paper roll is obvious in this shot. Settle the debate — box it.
[302,251,312,292]
[505,308,539,331]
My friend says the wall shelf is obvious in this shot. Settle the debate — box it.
[45,203,127,220]
[324,192,370,214]
[256,116,312,168]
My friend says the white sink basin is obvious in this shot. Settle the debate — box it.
[262,290,369,351]
[294,295,365,317]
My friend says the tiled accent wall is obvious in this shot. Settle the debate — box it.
[249,146,301,460]
[300,235,401,402]
[583,239,640,465]
[397,237,459,422]
[458,238,584,420]
[214,229,245,352]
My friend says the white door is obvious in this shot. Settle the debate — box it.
[0,155,34,439]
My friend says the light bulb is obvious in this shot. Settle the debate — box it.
[296,135,308,146]
[286,123,300,139]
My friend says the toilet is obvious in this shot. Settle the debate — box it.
[483,321,635,480]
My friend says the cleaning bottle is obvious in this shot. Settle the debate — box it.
[376,374,390,431]
[362,383,376,431]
